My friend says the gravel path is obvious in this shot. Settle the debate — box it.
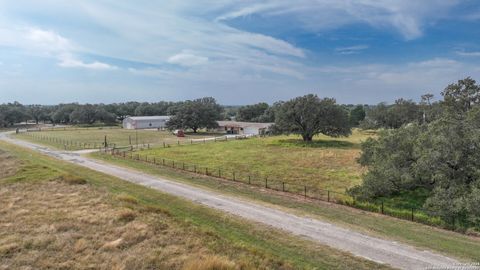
[1,133,462,270]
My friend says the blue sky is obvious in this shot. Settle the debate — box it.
[1,1,480,105]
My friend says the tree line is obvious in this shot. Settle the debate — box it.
[351,77,480,230]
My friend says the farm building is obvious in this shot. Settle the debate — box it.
[216,121,273,135]
[122,116,170,129]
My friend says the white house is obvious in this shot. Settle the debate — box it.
[216,121,273,135]
[122,116,170,129]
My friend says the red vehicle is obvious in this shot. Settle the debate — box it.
[173,129,185,137]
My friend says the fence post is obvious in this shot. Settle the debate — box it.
[233,172,236,181]
[206,167,208,175]
[182,162,185,170]
[265,177,268,188]
[172,161,175,168]
[304,186,307,198]
[282,182,285,192]
[191,140,193,144]
[194,165,196,173]
[177,140,180,145]
[153,157,156,164]
[218,169,221,178]
[163,142,166,148]
[381,201,384,214]
[248,175,251,185]
[411,208,414,221]
[328,190,330,202]
[162,159,165,165]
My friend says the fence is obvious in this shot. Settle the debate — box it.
[20,129,258,150]
[105,148,459,231]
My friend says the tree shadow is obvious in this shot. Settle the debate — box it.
[275,139,356,148]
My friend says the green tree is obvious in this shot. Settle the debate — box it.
[349,105,366,126]
[236,102,273,122]
[274,94,351,141]
[441,77,480,113]
[166,97,222,133]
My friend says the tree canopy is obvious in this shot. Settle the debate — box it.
[166,97,223,133]
[351,77,480,228]
[274,94,351,141]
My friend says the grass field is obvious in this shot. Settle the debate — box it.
[93,151,480,262]
[0,141,389,270]
[136,129,375,194]
[14,128,217,150]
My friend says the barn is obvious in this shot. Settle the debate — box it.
[216,121,273,135]
[122,116,170,129]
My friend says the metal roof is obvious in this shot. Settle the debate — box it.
[217,121,273,129]
[125,116,170,121]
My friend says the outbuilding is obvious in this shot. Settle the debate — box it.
[122,116,170,129]
[216,121,273,135]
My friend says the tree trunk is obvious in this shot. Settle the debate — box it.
[192,127,198,133]
[302,134,313,141]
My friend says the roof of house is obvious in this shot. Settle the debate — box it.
[125,116,170,121]
[217,121,273,129]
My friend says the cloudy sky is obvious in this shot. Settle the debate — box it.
[1,1,480,105]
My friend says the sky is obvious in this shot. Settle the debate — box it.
[1,1,480,105]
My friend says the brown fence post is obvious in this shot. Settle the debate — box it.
[282,182,285,192]
[304,186,307,198]
[411,208,414,221]
[248,175,251,185]
[194,165,196,173]
[233,172,236,181]
[381,201,384,214]
[327,190,330,202]
[265,177,268,188]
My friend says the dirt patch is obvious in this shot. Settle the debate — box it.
[0,180,230,270]
[0,150,21,179]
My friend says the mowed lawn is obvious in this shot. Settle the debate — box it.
[15,128,215,150]
[140,129,375,193]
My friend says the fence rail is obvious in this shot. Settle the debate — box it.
[19,129,258,151]
[105,148,458,231]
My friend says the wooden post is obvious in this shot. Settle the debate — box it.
[162,158,165,165]
[172,161,175,168]
[265,177,268,188]
[194,165,196,173]
[233,172,236,181]
[282,182,285,192]
[248,175,251,184]
[411,208,414,221]
[129,135,132,145]
[381,201,384,214]
[218,169,221,178]
[304,186,307,198]
[328,190,330,202]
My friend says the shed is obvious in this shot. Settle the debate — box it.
[216,121,273,135]
[122,116,170,129]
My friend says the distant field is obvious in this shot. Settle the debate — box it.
[139,129,375,194]
[0,141,387,270]
[14,128,217,150]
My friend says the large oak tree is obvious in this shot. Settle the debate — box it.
[274,94,351,141]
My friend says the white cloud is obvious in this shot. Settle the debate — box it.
[335,45,369,55]
[215,0,460,40]
[456,50,480,57]
[167,52,208,66]
[58,54,116,70]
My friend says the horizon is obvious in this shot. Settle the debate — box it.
[1,1,480,105]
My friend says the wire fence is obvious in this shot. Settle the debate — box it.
[19,129,260,151]
[105,148,460,231]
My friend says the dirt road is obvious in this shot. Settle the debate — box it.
[1,133,462,270]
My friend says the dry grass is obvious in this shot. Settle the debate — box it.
[0,180,237,270]
[182,255,236,270]
[0,150,21,179]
